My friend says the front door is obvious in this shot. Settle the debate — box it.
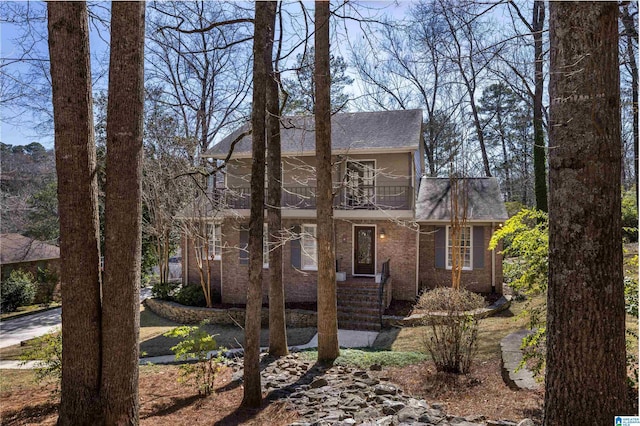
[354,226,375,275]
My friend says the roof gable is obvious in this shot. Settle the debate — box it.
[205,109,423,159]
[0,234,60,264]
[415,177,509,222]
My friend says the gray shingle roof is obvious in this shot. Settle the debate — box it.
[204,109,423,158]
[0,234,60,264]
[415,177,509,222]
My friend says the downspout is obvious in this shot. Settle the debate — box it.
[491,222,496,293]
[415,224,420,297]
[219,222,224,303]
[184,231,188,286]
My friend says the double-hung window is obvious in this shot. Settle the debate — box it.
[207,224,222,260]
[301,224,318,270]
[263,223,269,268]
[446,225,472,270]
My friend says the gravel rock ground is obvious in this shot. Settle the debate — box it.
[227,352,534,426]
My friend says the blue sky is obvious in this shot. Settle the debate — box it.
[0,1,410,150]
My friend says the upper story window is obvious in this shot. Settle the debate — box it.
[446,225,472,270]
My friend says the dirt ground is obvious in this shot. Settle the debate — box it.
[0,366,299,426]
[0,356,546,426]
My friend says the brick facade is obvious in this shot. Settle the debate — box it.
[334,219,417,301]
[183,216,421,304]
[418,223,503,294]
[183,234,222,303]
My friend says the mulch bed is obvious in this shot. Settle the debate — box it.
[383,358,544,423]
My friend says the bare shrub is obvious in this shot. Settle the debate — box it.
[419,287,484,374]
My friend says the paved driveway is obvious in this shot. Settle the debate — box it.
[0,287,152,349]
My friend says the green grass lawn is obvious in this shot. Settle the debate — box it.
[0,303,61,321]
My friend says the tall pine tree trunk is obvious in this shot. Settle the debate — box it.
[242,1,270,408]
[101,2,145,423]
[47,3,103,423]
[545,3,627,424]
[265,1,288,357]
[315,0,340,363]
[533,0,548,212]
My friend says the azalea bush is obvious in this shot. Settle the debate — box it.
[164,321,226,395]
[490,208,548,376]
[19,329,63,393]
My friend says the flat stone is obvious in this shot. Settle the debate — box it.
[396,406,420,422]
[310,377,329,389]
[374,383,399,395]
[517,420,535,426]
[375,415,394,425]
[382,399,405,414]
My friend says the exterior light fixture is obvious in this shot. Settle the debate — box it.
[379,229,386,239]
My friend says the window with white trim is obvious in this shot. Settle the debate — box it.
[209,224,222,260]
[301,224,317,270]
[446,226,472,270]
[263,223,269,269]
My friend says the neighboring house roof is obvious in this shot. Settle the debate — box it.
[415,177,509,222]
[204,109,423,159]
[0,234,60,265]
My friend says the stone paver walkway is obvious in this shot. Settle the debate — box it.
[500,330,540,391]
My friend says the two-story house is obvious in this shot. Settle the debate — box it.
[180,109,507,329]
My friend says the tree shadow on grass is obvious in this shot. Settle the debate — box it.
[371,327,401,350]
[2,401,58,424]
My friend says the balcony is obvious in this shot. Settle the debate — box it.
[214,185,413,210]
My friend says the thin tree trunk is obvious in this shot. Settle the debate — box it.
[47,3,103,423]
[469,99,492,177]
[621,5,638,199]
[101,2,145,423]
[315,0,340,363]
[533,0,548,212]
[545,3,627,424]
[242,1,270,408]
[265,1,288,357]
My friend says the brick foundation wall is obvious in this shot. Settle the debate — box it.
[418,223,503,294]
[144,297,317,328]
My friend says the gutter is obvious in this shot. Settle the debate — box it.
[491,222,496,293]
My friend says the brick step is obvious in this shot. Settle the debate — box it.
[337,283,379,290]
[336,289,380,297]
[337,299,379,309]
[337,291,380,299]
[337,293,380,301]
[338,320,381,332]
